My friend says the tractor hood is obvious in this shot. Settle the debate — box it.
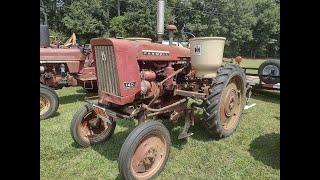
[40,47,85,61]
[90,38,191,62]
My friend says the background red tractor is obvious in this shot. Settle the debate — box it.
[40,25,97,120]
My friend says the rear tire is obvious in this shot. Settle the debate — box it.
[70,103,116,147]
[258,59,280,84]
[204,63,246,138]
[118,121,170,180]
[40,84,59,120]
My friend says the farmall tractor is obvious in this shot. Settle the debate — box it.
[40,25,97,120]
[70,29,251,179]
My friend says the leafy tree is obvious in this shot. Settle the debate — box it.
[62,0,109,43]
[251,0,280,58]
[41,0,280,58]
[109,16,128,37]
[219,0,257,57]
[122,0,175,39]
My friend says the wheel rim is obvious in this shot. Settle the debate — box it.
[262,65,279,76]
[78,111,111,143]
[40,94,50,116]
[220,77,244,131]
[131,134,167,179]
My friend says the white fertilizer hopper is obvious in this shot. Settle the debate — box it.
[189,37,226,78]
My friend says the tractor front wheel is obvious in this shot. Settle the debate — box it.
[204,63,246,138]
[118,121,170,180]
[40,84,59,120]
[70,103,116,147]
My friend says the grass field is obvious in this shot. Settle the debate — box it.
[40,59,280,180]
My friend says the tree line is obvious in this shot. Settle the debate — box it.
[40,0,280,58]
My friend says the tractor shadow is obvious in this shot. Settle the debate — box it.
[161,111,216,146]
[50,112,61,118]
[161,120,188,150]
[41,112,61,121]
[249,133,280,169]
[251,89,280,103]
[76,88,98,94]
[59,92,98,105]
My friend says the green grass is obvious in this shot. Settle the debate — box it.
[222,58,265,75]
[240,58,265,75]
[240,58,265,68]
[41,60,279,179]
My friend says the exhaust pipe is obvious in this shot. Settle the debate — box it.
[40,25,50,48]
[156,0,165,43]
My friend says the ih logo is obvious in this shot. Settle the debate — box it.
[101,52,107,61]
[124,81,136,89]
[194,45,201,55]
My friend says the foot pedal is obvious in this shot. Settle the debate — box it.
[178,132,194,139]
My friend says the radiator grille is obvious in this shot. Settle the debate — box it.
[94,46,120,96]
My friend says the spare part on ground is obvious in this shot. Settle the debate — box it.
[258,59,280,84]
[40,24,97,120]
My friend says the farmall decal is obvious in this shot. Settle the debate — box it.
[124,82,136,89]
[142,50,170,56]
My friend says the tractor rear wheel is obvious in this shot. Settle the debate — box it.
[204,63,246,138]
[40,84,59,120]
[70,103,116,147]
[118,121,170,180]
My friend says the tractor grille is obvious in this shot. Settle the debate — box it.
[94,46,120,96]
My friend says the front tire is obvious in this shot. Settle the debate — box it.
[70,103,116,147]
[204,63,246,138]
[40,84,59,120]
[118,121,171,180]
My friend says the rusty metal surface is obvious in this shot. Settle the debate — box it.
[95,45,120,96]
[40,48,85,61]
[141,71,156,81]
[159,68,184,85]
[131,134,167,179]
[143,98,187,112]
[90,38,191,62]
[78,111,110,143]
[40,94,50,116]
[174,89,206,99]
[220,80,243,130]
[77,73,97,81]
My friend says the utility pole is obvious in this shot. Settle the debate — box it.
[117,0,120,16]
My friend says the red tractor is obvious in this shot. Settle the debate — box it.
[40,25,97,120]
[70,24,251,179]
